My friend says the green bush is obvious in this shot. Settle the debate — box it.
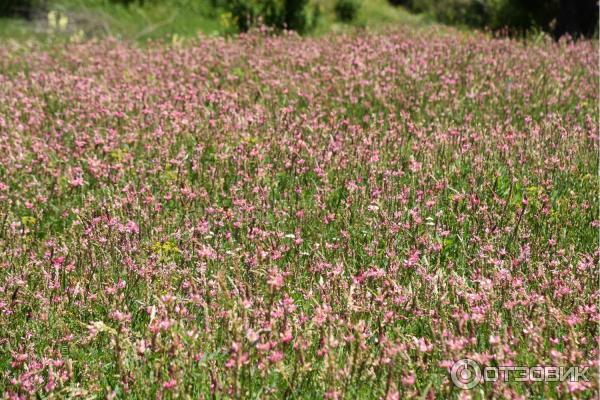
[0,0,46,18]
[215,0,310,33]
[334,0,361,23]
[109,0,141,4]
[441,0,486,27]
[395,0,598,38]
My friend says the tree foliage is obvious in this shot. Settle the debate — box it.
[395,0,598,38]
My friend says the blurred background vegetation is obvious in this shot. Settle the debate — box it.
[396,0,598,39]
[0,0,424,40]
[0,0,597,41]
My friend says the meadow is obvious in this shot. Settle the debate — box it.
[0,22,598,399]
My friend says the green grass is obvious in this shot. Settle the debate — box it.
[312,0,427,35]
[0,17,48,40]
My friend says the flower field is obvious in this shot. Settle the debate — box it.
[0,27,598,399]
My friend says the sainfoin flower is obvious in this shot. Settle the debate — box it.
[0,23,596,399]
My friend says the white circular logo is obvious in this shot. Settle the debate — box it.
[451,359,482,390]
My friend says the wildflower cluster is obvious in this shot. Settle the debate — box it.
[0,27,597,399]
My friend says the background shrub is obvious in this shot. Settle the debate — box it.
[0,0,46,19]
[109,0,143,5]
[214,0,310,33]
[394,0,599,38]
[334,0,361,23]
